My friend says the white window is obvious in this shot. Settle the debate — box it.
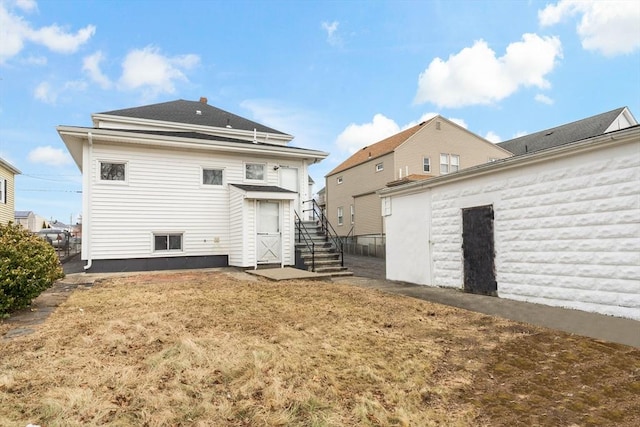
[154,233,183,252]
[337,176,343,184]
[0,178,6,204]
[440,154,449,174]
[382,197,392,216]
[350,205,355,224]
[202,168,223,185]
[450,155,460,172]
[375,162,384,172]
[100,161,127,181]
[423,157,431,173]
[337,206,344,226]
[245,163,265,181]
[440,154,460,174]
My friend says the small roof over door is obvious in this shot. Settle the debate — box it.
[230,184,297,200]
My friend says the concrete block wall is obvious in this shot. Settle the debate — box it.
[427,142,640,319]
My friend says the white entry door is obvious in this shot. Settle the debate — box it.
[257,201,281,264]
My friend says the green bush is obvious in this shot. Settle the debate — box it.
[0,222,64,317]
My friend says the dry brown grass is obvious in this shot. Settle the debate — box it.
[0,271,638,426]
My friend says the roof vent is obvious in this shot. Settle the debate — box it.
[545,131,554,136]
[226,118,232,129]
[199,97,208,104]
[196,110,202,115]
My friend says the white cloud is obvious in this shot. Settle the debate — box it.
[28,145,72,166]
[34,81,55,103]
[484,131,502,143]
[0,3,94,64]
[336,114,400,154]
[34,79,87,104]
[83,51,112,89]
[118,46,200,96]
[321,20,342,47]
[414,34,562,108]
[539,0,640,56]
[15,0,38,12]
[535,93,554,105]
[29,23,95,54]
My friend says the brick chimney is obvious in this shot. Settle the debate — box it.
[199,97,208,104]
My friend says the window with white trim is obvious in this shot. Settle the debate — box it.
[100,161,127,181]
[350,205,354,224]
[337,176,343,184]
[382,197,392,216]
[440,154,460,174]
[337,206,344,226]
[375,162,384,172]
[202,168,223,185]
[0,178,6,204]
[450,154,460,172]
[154,233,183,252]
[245,163,265,181]
[423,157,431,173]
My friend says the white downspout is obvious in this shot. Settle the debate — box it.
[83,132,93,270]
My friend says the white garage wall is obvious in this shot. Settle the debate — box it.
[385,133,640,320]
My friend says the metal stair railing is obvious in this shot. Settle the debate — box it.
[294,210,316,271]
[302,199,344,267]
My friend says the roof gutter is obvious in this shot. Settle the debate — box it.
[379,126,640,198]
[57,126,329,162]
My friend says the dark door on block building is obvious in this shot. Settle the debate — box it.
[462,205,497,296]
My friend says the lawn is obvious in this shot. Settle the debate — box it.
[1,271,638,426]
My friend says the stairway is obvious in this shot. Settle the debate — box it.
[295,220,353,277]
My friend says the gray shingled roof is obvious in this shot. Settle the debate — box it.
[98,99,288,135]
[230,184,296,193]
[65,127,320,154]
[497,107,627,156]
[14,211,33,218]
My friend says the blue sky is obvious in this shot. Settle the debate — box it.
[1,0,639,224]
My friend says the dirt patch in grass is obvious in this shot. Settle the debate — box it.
[1,271,638,426]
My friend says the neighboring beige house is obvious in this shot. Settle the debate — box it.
[325,116,512,241]
[0,157,21,225]
[14,211,49,232]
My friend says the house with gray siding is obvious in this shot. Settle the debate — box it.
[58,98,328,272]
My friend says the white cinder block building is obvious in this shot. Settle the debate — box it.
[381,125,640,320]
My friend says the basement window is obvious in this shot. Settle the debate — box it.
[154,233,183,252]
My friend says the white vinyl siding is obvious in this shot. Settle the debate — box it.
[88,144,235,259]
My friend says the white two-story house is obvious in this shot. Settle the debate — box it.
[58,98,328,272]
